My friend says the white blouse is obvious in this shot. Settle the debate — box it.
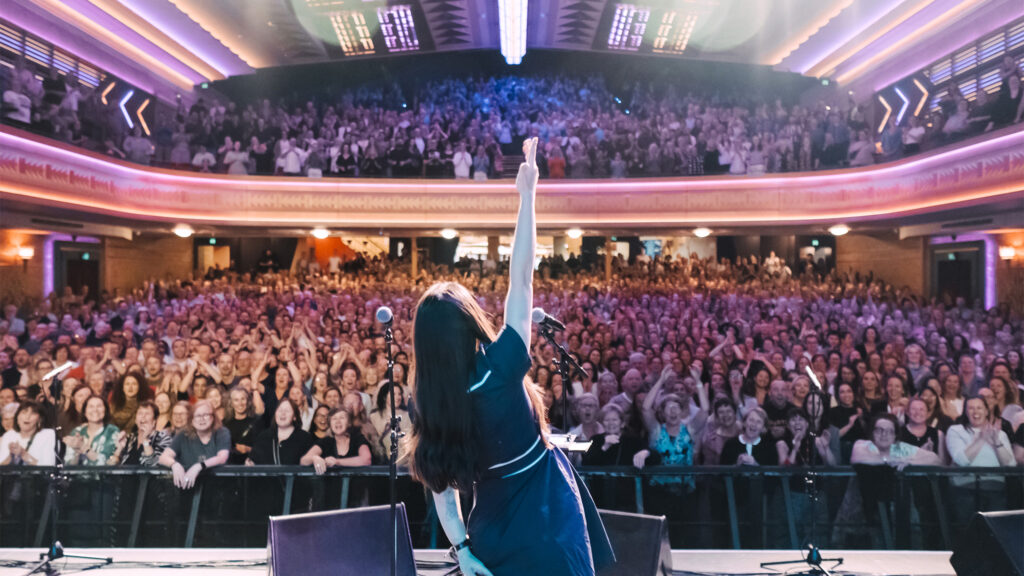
[0,428,56,466]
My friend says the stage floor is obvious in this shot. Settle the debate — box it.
[0,548,955,575]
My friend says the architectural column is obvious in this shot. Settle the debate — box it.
[487,235,500,262]
[604,237,613,282]
[410,236,418,278]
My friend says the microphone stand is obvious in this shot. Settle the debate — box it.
[383,324,402,576]
[759,388,842,575]
[24,376,112,576]
[537,325,585,433]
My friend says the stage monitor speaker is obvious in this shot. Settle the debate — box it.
[950,509,1024,576]
[267,503,417,576]
[597,509,672,576]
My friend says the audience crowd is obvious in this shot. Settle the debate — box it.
[4,55,1022,179]
[1,247,1022,547]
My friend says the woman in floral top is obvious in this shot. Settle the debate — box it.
[64,395,119,465]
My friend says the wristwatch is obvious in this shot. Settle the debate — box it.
[454,536,471,553]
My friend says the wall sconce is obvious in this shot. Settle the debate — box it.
[17,246,34,271]
[999,246,1016,261]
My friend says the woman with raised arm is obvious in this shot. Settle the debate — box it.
[406,138,612,576]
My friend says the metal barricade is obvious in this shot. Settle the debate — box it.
[1,465,1020,549]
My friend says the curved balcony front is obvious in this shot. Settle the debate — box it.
[1,126,1022,231]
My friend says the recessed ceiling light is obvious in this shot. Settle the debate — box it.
[440,228,458,240]
[173,225,193,238]
[311,227,329,239]
[828,224,850,236]
[693,227,712,238]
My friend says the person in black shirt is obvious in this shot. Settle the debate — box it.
[256,250,278,275]
[248,399,313,465]
[763,379,796,441]
[721,407,777,466]
[582,404,650,467]
[300,407,371,474]
[223,387,264,464]
[828,382,865,464]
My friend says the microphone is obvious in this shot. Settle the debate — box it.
[531,307,565,332]
[41,361,74,382]
[375,306,394,326]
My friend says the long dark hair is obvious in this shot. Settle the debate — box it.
[111,372,153,411]
[406,282,495,493]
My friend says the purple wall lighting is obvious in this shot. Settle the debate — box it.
[43,234,101,296]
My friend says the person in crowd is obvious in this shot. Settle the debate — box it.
[568,393,604,442]
[637,367,705,543]
[309,404,331,440]
[0,402,56,466]
[582,403,649,467]
[159,400,230,490]
[223,386,264,464]
[368,382,410,458]
[851,413,940,468]
[881,374,910,423]
[452,143,472,180]
[342,391,382,463]
[901,397,946,463]
[857,371,884,413]
[301,407,372,473]
[1,401,17,433]
[940,373,965,420]
[65,395,119,465]
[776,406,835,466]
[169,401,192,436]
[945,396,1016,526]
[720,407,776,466]
[110,401,171,465]
[191,146,216,172]
[248,399,314,466]
[110,372,152,430]
[698,397,741,465]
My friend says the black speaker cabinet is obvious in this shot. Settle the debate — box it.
[951,509,1024,576]
[267,503,417,576]
[597,509,673,576]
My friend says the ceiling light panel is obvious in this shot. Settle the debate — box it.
[378,6,420,53]
[329,11,375,56]
[499,0,528,64]
[607,4,650,52]
[652,11,699,55]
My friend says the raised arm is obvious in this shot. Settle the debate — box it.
[504,137,538,348]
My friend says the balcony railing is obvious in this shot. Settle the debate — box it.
[2,465,1021,550]
[1,125,1022,229]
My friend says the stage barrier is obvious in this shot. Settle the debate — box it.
[1,466,1021,550]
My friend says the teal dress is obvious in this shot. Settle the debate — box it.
[650,423,696,492]
[466,328,614,576]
